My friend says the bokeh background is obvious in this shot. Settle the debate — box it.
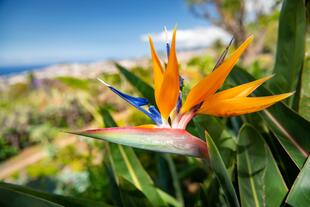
[0,0,309,206]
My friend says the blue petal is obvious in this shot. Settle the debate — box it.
[179,76,184,89]
[148,105,162,124]
[193,102,203,112]
[98,79,162,125]
[166,43,170,59]
[109,86,149,106]
[176,92,182,112]
[175,76,184,112]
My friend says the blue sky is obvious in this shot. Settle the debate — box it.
[0,0,210,67]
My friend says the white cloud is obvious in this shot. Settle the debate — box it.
[141,26,231,49]
[245,0,275,22]
[245,0,274,14]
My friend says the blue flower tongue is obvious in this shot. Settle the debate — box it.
[166,42,170,59]
[97,78,162,125]
[148,105,162,124]
[164,26,170,59]
[109,86,149,106]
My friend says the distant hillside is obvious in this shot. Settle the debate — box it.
[0,48,213,89]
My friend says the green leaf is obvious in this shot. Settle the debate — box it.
[205,133,240,207]
[200,174,223,206]
[157,189,183,207]
[300,42,310,121]
[237,125,287,207]
[0,187,61,207]
[109,143,167,206]
[193,114,236,186]
[115,63,155,104]
[163,154,184,206]
[156,155,173,193]
[103,170,154,207]
[100,109,181,207]
[104,164,124,207]
[0,182,110,207]
[270,0,306,109]
[100,107,118,127]
[117,177,153,207]
[193,115,236,156]
[230,67,310,169]
[286,156,310,206]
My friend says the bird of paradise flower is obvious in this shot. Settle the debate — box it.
[71,28,292,158]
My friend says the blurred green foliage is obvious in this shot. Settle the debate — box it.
[0,0,309,206]
[0,78,93,161]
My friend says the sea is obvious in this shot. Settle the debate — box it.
[0,64,48,76]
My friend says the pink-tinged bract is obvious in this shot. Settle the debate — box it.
[71,127,209,158]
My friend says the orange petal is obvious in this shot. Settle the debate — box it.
[148,35,164,103]
[198,92,293,117]
[157,28,180,119]
[207,75,274,101]
[136,124,157,128]
[181,35,254,113]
